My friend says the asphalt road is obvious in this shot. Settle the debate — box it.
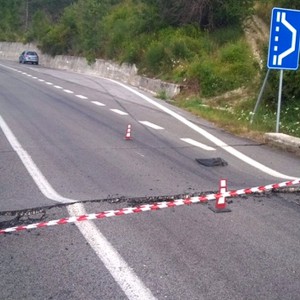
[0,60,299,300]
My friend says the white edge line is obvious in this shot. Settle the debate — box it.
[0,114,155,300]
[107,78,297,180]
[69,204,156,300]
[0,116,74,203]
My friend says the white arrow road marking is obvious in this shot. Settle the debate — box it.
[0,114,156,300]
[139,121,164,130]
[181,138,216,151]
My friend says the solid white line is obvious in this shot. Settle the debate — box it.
[181,138,216,151]
[110,109,128,116]
[0,115,74,203]
[76,95,88,100]
[139,121,164,130]
[91,101,106,106]
[63,89,74,94]
[0,114,155,300]
[107,79,297,180]
[69,204,156,300]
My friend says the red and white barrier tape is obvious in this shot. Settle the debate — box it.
[1,179,299,235]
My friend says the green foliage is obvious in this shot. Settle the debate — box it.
[25,10,51,43]
[186,38,257,97]
[0,0,24,41]
[272,0,300,10]
[145,0,255,29]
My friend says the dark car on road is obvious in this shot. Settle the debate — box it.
[19,51,39,65]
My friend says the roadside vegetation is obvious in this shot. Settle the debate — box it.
[0,0,299,138]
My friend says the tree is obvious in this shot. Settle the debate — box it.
[144,0,255,30]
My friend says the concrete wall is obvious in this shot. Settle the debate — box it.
[0,42,181,98]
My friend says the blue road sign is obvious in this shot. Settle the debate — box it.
[268,7,300,70]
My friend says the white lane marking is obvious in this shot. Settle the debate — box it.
[139,121,164,130]
[91,101,106,106]
[0,114,155,300]
[181,138,216,151]
[26,74,33,77]
[54,85,63,89]
[32,77,38,79]
[38,79,45,82]
[69,204,156,300]
[76,95,88,100]
[63,89,74,94]
[0,116,73,203]
[45,82,53,85]
[136,152,145,157]
[110,109,128,116]
[107,79,297,180]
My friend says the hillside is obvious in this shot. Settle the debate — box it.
[0,0,299,138]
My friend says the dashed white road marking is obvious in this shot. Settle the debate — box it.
[110,109,128,116]
[63,89,74,94]
[136,152,145,157]
[139,121,164,130]
[180,138,216,151]
[76,95,88,100]
[0,114,156,300]
[54,85,63,89]
[91,101,106,106]
[45,82,53,85]
[32,77,38,79]
[107,78,297,180]
[38,79,45,82]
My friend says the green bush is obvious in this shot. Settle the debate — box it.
[145,41,167,74]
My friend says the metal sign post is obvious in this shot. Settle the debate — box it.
[251,7,300,130]
[268,8,300,132]
[276,70,284,133]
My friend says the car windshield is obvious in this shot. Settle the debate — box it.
[27,52,37,55]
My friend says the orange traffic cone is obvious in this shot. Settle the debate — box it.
[124,124,132,140]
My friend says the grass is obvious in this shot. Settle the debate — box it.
[173,93,300,141]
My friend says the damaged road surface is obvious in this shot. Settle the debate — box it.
[1,60,300,300]
[1,189,300,300]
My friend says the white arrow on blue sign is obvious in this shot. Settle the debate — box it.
[267,7,300,70]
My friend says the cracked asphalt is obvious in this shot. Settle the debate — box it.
[1,60,300,300]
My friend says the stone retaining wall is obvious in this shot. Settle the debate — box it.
[0,42,181,98]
